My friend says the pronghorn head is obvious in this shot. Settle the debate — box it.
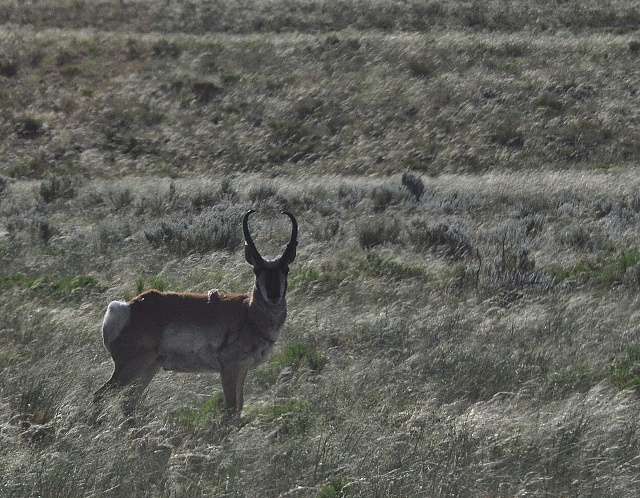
[243,210,298,306]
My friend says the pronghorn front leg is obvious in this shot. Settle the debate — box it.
[220,363,249,418]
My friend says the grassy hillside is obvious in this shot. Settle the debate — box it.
[2,1,640,496]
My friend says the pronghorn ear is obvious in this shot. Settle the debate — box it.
[245,244,263,269]
[280,211,298,265]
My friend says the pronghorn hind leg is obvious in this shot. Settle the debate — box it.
[94,350,158,406]
[122,363,161,420]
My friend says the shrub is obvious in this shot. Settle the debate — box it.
[266,119,323,164]
[0,175,9,194]
[0,56,18,77]
[39,175,77,203]
[190,187,221,211]
[31,216,58,244]
[533,93,564,114]
[407,56,435,79]
[145,204,246,255]
[14,375,62,446]
[106,188,134,211]
[94,218,133,253]
[15,115,44,139]
[408,219,472,260]
[490,119,524,147]
[248,183,278,204]
[357,218,400,250]
[401,171,425,201]
[151,38,182,58]
[192,81,223,103]
[271,342,327,372]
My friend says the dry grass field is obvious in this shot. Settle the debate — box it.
[2,0,640,496]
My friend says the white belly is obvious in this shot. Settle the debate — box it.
[157,324,225,372]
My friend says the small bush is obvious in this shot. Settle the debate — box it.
[145,204,246,255]
[407,56,435,79]
[151,38,182,58]
[15,115,44,139]
[0,175,9,194]
[271,342,327,372]
[560,225,596,251]
[357,218,400,250]
[190,187,221,211]
[10,151,49,178]
[408,220,472,260]
[0,57,18,77]
[39,175,77,203]
[550,249,640,287]
[533,93,564,114]
[14,375,62,446]
[490,119,524,147]
[266,119,323,164]
[221,72,242,84]
[369,185,397,212]
[94,218,133,253]
[401,171,425,201]
[31,216,58,244]
[248,183,278,203]
[192,81,223,103]
[107,188,134,211]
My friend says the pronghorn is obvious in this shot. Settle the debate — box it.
[94,210,298,419]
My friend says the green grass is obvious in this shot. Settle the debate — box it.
[169,392,227,428]
[609,347,640,390]
[0,273,103,300]
[549,249,640,287]
[260,341,327,385]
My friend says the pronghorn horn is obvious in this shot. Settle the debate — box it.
[243,210,265,268]
[280,211,298,264]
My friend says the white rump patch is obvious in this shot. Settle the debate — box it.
[102,300,131,351]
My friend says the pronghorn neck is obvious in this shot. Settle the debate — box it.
[248,283,287,341]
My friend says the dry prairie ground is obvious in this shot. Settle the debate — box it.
[2,1,640,496]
